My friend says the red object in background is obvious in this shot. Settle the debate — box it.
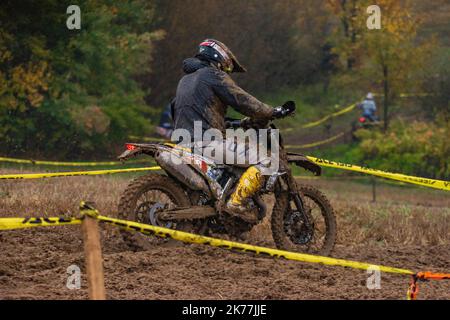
[359,117,366,123]
[126,144,136,151]
[201,160,208,173]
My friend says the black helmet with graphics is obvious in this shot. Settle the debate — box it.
[197,39,247,73]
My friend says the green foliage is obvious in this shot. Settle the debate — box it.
[0,0,163,158]
[259,83,365,131]
[306,118,450,180]
[0,0,449,164]
[355,120,450,179]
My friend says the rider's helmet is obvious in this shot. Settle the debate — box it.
[366,92,374,100]
[197,39,247,73]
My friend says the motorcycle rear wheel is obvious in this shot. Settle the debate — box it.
[117,173,202,251]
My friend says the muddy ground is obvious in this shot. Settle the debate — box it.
[0,173,449,300]
[1,226,449,300]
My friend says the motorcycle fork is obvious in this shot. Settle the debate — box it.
[285,172,305,212]
[280,152,311,227]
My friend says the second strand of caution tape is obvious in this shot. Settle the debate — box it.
[0,156,148,167]
[0,216,81,230]
[0,166,160,180]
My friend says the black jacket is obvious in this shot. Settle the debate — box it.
[172,58,273,139]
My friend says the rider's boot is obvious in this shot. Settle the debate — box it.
[225,166,264,223]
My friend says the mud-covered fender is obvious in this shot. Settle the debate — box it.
[118,143,160,160]
[287,152,322,176]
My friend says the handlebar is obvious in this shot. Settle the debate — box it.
[225,101,296,129]
[226,119,243,128]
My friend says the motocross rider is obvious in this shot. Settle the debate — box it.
[171,39,287,221]
[359,92,378,122]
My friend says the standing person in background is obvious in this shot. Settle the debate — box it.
[358,92,378,122]
[155,102,174,140]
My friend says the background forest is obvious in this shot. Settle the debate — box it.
[0,0,449,178]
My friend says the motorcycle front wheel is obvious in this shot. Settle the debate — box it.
[271,185,336,256]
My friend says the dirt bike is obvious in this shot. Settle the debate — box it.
[351,115,382,141]
[117,102,336,256]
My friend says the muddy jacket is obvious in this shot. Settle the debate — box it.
[172,58,273,140]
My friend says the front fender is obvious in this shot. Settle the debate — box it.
[287,152,322,176]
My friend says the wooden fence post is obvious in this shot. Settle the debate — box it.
[82,214,106,300]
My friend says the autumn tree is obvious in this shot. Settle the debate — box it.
[326,0,368,70]
[362,0,435,131]
[328,0,436,131]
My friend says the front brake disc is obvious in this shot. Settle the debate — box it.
[284,208,315,245]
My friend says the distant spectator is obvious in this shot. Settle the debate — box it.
[155,102,174,140]
[359,92,378,122]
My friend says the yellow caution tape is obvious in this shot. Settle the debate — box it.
[284,103,357,132]
[302,103,357,129]
[2,203,446,300]
[373,93,431,98]
[0,166,161,180]
[0,216,81,231]
[286,132,345,149]
[2,155,448,192]
[399,93,431,98]
[1,149,447,193]
[307,156,450,191]
[78,204,413,276]
[283,92,430,133]
[0,156,148,166]
[0,204,412,275]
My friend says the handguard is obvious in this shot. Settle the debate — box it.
[272,101,296,119]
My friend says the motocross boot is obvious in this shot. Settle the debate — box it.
[225,166,264,223]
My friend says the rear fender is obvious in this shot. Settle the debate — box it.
[117,143,160,161]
